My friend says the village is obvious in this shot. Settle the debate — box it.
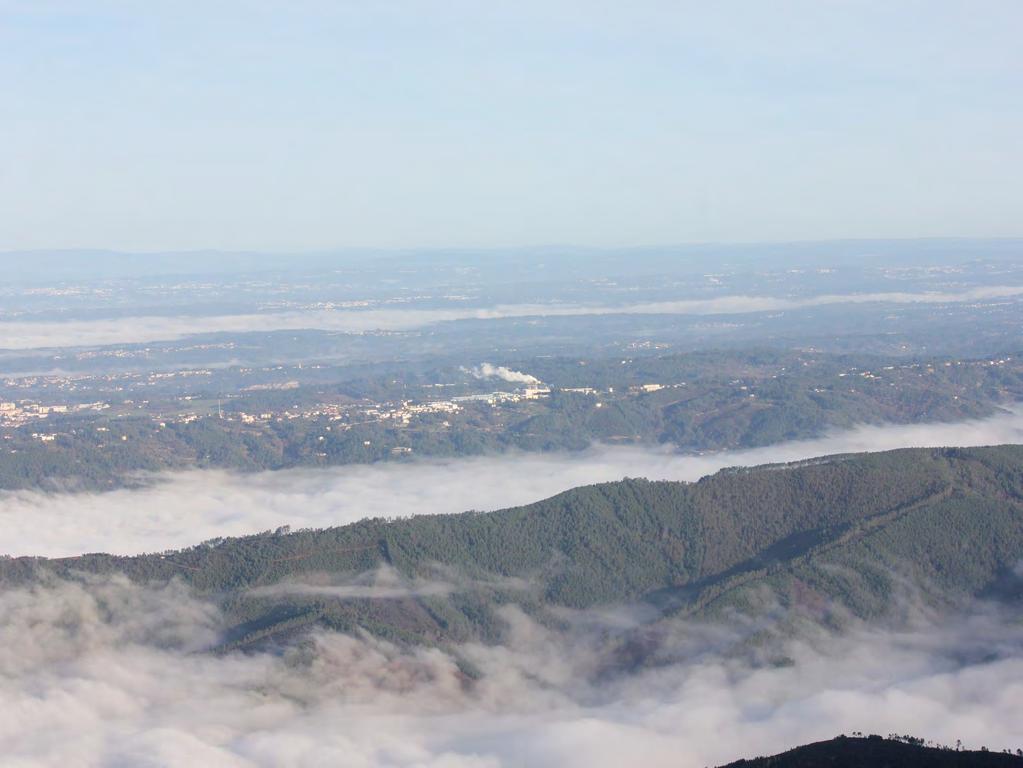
[1,354,1018,448]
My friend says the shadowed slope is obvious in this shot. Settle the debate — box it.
[717,735,1023,768]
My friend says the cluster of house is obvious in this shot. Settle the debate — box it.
[0,400,109,428]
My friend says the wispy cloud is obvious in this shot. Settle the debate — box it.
[246,566,456,600]
[2,286,1021,349]
[246,564,532,601]
[3,408,1023,558]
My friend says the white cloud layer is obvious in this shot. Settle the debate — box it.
[1,576,1021,768]
[2,285,1021,349]
[3,408,1023,558]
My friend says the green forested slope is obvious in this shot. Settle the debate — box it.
[4,445,1023,647]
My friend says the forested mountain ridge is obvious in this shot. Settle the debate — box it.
[4,445,1023,649]
[716,735,1023,767]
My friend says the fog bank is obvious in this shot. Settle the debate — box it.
[3,408,1023,558]
[1,576,1021,767]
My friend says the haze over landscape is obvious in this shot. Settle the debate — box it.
[3,2,1023,767]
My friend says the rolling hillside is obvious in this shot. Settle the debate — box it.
[4,445,1023,649]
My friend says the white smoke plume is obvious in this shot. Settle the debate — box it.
[467,362,541,385]
[1,575,1021,767]
[3,408,1023,558]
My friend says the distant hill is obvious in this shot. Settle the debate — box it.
[3,347,1022,494]
[717,735,1023,767]
[4,445,1023,649]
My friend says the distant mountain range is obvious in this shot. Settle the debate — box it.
[4,238,1023,281]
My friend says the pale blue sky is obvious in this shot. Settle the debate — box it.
[1,1,1021,250]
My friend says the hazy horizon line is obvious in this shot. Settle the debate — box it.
[3,234,1023,258]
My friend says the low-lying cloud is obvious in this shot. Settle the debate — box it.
[1,576,1021,767]
[246,566,458,601]
[246,565,533,602]
[3,408,1023,558]
[3,285,1021,349]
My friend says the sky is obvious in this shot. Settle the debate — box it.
[1,1,1022,251]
